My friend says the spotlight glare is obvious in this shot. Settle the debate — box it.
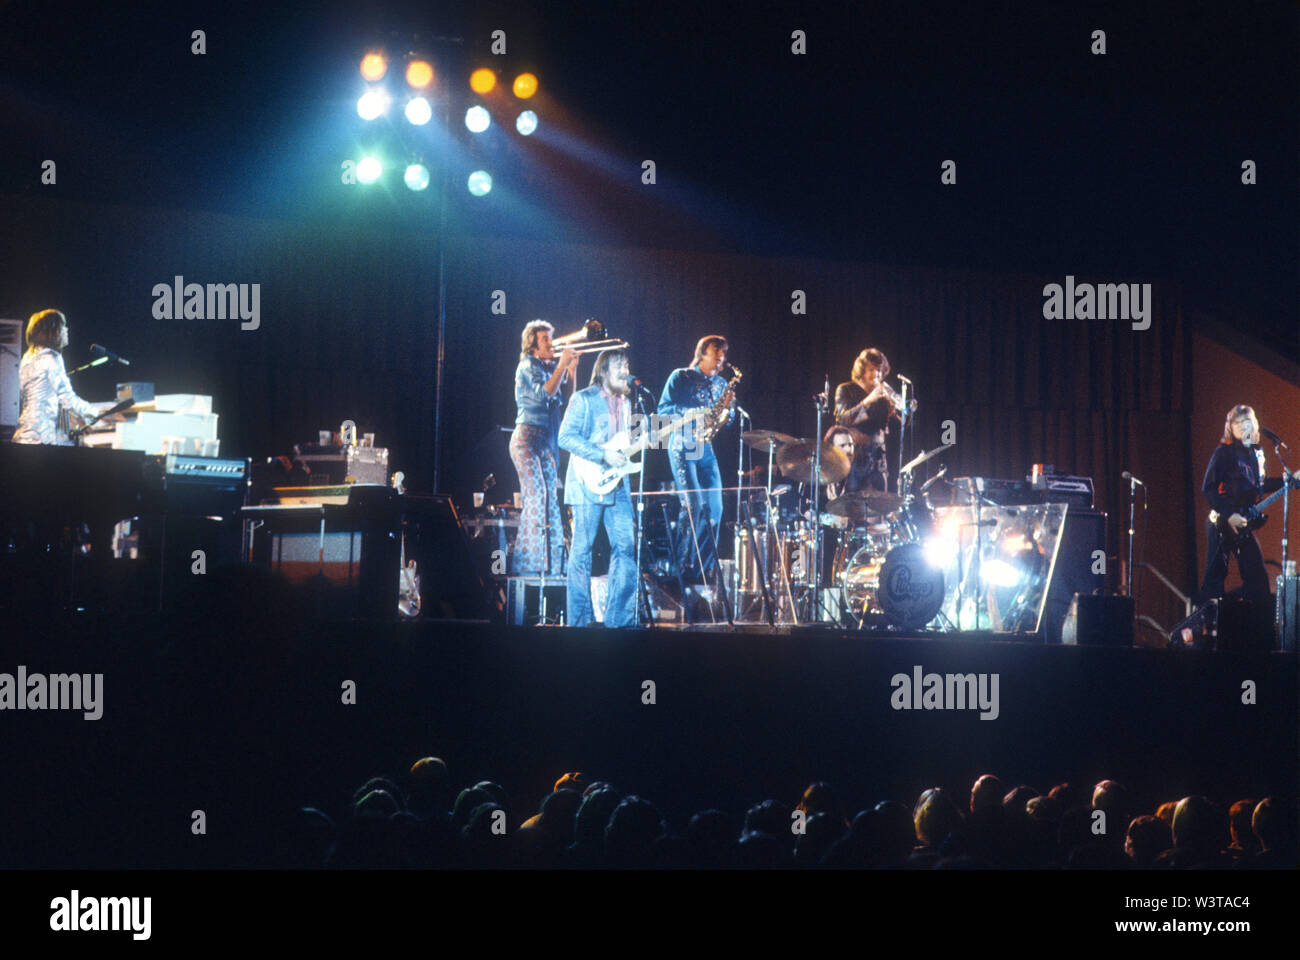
[357,88,390,120]
[465,105,491,133]
[467,170,492,196]
[985,558,1021,589]
[923,536,957,569]
[404,96,432,125]
[356,156,382,184]
[469,68,497,94]
[360,53,388,82]
[406,59,434,88]
[512,72,538,99]
[515,110,538,136]
[404,164,430,191]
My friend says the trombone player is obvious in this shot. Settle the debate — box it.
[509,320,578,577]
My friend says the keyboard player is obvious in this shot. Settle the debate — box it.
[12,309,117,445]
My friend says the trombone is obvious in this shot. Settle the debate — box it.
[553,318,629,354]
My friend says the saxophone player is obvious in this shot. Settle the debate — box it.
[658,335,734,583]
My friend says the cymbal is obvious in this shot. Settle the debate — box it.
[825,490,904,521]
[742,429,799,452]
[776,440,851,485]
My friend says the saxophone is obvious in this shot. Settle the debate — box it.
[697,365,742,444]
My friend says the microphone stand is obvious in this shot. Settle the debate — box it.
[1126,473,1139,598]
[896,378,910,494]
[67,355,112,376]
[633,385,653,627]
[734,405,750,621]
[1271,437,1294,645]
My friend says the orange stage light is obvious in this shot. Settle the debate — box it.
[360,53,387,82]
[406,59,434,88]
[512,72,538,99]
[469,68,497,94]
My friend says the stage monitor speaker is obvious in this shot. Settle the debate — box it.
[1042,509,1107,642]
[1061,594,1134,646]
[1169,597,1267,651]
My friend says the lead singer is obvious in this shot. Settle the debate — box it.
[559,348,637,627]
[509,320,578,577]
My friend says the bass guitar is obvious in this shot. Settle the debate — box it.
[1211,473,1300,554]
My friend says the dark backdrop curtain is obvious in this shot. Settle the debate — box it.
[2,195,1193,630]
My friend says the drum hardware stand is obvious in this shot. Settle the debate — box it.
[741,509,778,628]
[764,489,800,625]
[810,375,829,621]
[957,486,999,631]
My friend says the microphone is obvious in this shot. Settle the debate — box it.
[482,473,496,491]
[1260,426,1290,450]
[91,344,130,366]
[735,404,751,421]
[771,484,791,497]
[897,374,912,385]
[1121,470,1145,486]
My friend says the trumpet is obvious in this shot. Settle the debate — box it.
[878,379,917,417]
[553,317,628,354]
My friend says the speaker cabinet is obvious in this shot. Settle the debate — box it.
[1062,594,1134,646]
[1042,509,1107,642]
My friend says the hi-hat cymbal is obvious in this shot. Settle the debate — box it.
[776,440,851,485]
[825,490,905,521]
[742,429,799,452]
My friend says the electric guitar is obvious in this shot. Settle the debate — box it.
[571,407,714,496]
[392,471,421,619]
[1211,473,1300,554]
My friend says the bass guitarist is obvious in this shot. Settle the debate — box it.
[1197,405,1278,617]
[558,347,637,627]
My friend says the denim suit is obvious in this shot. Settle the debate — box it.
[558,385,637,627]
[658,366,728,580]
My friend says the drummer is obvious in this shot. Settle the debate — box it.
[825,425,888,498]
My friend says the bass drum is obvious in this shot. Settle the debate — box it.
[877,541,945,628]
[842,545,887,616]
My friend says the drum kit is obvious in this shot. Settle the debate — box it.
[733,428,951,629]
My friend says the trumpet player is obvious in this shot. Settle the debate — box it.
[834,347,905,494]
[658,335,733,583]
